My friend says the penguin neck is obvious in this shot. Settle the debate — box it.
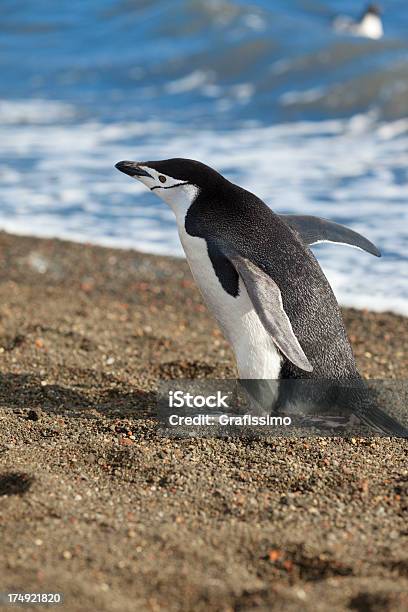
[160,184,200,225]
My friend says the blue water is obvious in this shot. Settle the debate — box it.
[1,0,407,312]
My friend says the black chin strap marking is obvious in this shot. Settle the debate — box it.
[151,181,190,191]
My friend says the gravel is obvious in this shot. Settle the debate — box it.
[0,232,407,611]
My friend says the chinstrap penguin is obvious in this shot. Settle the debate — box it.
[115,158,406,437]
[333,4,383,40]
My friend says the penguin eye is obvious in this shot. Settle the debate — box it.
[158,175,167,183]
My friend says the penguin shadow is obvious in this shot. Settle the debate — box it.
[0,472,34,496]
[0,372,156,420]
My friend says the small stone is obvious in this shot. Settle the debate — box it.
[119,437,134,446]
[359,479,369,494]
[27,409,41,421]
[268,549,282,562]
[296,588,307,601]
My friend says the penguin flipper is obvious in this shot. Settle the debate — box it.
[231,255,313,373]
[280,214,381,257]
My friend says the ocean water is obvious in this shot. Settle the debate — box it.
[1,0,407,313]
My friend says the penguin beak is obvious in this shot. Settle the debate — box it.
[115,161,153,179]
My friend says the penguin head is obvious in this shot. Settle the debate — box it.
[115,158,226,213]
[364,3,381,17]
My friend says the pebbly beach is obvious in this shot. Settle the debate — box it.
[0,231,407,611]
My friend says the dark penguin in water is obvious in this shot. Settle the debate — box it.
[115,158,406,437]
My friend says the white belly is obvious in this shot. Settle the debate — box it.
[357,15,383,39]
[177,222,282,379]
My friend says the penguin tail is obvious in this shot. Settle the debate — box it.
[358,405,408,438]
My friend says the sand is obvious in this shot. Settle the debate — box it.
[0,232,407,611]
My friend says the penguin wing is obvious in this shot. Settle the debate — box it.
[231,254,313,373]
[280,215,381,257]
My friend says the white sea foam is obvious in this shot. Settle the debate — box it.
[0,99,407,315]
[280,87,326,105]
[164,71,213,94]
[0,99,76,124]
